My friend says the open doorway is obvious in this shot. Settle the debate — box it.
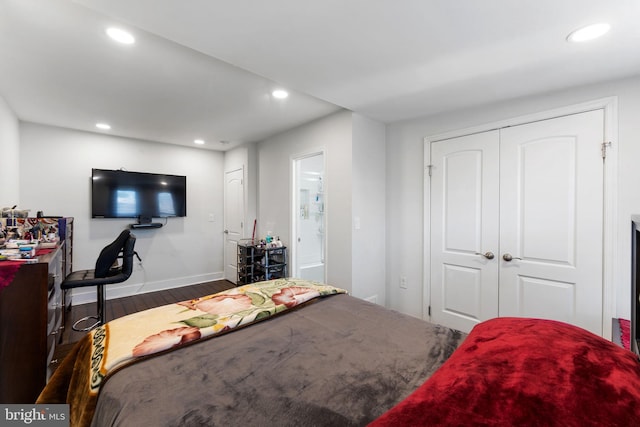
[292,151,325,282]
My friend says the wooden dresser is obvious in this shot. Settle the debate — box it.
[0,244,66,403]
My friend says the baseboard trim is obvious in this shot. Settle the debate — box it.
[69,272,225,305]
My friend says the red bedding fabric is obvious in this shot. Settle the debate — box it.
[0,262,23,291]
[371,317,640,427]
[0,248,54,291]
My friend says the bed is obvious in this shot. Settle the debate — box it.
[39,278,640,426]
[37,279,466,426]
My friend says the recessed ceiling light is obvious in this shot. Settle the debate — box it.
[106,27,135,45]
[567,23,610,43]
[194,139,205,145]
[95,123,111,130]
[272,89,289,99]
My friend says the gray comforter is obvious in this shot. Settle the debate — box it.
[90,294,465,426]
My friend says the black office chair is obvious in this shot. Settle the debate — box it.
[62,229,141,331]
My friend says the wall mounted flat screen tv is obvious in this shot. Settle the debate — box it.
[92,168,187,219]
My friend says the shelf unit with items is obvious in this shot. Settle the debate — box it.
[237,243,258,285]
[237,241,287,285]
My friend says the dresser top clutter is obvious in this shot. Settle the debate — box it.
[0,215,73,404]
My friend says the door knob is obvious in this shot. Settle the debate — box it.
[224,230,229,234]
[502,253,522,262]
[475,251,495,260]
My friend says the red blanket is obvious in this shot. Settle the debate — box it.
[0,248,54,291]
[0,262,22,291]
[371,317,640,426]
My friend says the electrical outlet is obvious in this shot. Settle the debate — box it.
[364,295,378,304]
[400,276,407,289]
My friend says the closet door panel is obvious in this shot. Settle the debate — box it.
[519,137,576,263]
[516,276,576,325]
[430,131,500,333]
[498,110,604,335]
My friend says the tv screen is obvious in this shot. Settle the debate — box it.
[92,169,187,219]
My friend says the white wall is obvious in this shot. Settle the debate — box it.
[257,110,354,292]
[0,96,20,206]
[386,74,640,320]
[256,110,387,302]
[13,110,383,307]
[352,113,386,304]
[19,122,226,303]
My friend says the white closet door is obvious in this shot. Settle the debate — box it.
[430,109,605,335]
[430,131,500,333]
[498,110,604,335]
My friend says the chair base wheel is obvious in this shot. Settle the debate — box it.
[72,315,102,332]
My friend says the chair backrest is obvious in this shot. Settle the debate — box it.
[94,230,131,278]
[119,233,137,278]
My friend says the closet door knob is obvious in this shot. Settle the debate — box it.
[475,251,495,260]
[502,253,522,262]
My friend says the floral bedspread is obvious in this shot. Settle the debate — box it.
[87,279,346,396]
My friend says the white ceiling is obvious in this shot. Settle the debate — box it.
[2,0,640,151]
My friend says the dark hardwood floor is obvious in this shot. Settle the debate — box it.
[53,280,235,365]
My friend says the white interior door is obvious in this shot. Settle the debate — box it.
[430,131,500,332]
[499,110,604,334]
[292,152,325,282]
[430,110,605,335]
[224,168,244,284]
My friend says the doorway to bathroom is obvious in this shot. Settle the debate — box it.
[292,151,325,282]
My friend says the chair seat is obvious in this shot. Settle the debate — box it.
[62,268,130,289]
